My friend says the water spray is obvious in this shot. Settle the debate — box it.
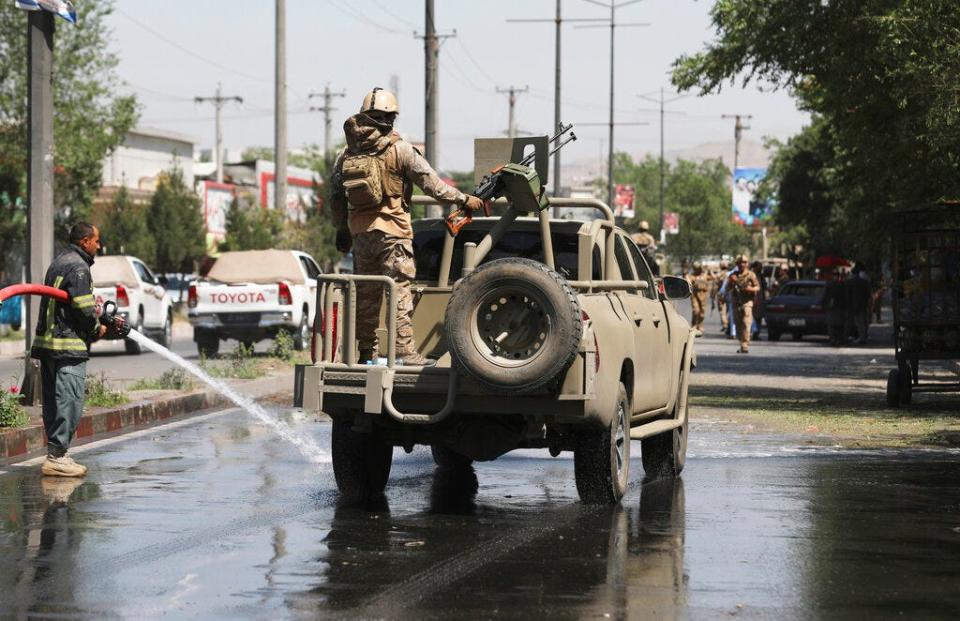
[0,284,329,464]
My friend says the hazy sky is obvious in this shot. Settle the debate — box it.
[107,0,809,172]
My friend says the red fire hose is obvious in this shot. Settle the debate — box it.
[0,284,70,304]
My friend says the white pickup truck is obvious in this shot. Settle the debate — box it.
[91,255,174,354]
[188,249,321,357]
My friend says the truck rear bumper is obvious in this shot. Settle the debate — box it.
[295,364,589,424]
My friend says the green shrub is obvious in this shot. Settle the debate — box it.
[201,342,263,380]
[129,367,194,391]
[269,330,295,362]
[85,373,128,408]
[0,386,27,427]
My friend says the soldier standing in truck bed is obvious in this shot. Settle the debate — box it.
[330,88,484,366]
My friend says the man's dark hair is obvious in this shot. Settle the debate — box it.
[69,222,96,244]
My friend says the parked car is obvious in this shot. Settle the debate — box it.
[91,255,174,354]
[188,249,321,357]
[764,280,827,341]
[160,273,198,307]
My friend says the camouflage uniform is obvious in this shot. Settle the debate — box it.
[714,273,729,332]
[687,270,710,331]
[732,268,760,352]
[331,113,467,360]
[630,231,656,249]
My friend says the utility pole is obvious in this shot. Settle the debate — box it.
[507,2,605,197]
[496,86,529,138]
[638,88,688,240]
[23,10,55,404]
[576,0,649,208]
[721,113,752,173]
[416,0,455,218]
[309,84,347,173]
[275,0,287,212]
[194,83,243,183]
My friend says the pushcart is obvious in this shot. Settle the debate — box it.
[886,205,960,406]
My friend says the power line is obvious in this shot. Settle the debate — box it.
[326,0,407,34]
[496,86,530,138]
[308,84,347,172]
[369,0,419,28]
[115,9,272,85]
[195,83,243,183]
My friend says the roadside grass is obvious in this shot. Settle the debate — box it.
[85,373,128,408]
[0,387,28,427]
[689,392,960,448]
[199,334,310,380]
[129,367,195,392]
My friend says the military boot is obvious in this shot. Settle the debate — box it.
[358,347,377,365]
[41,454,87,477]
[399,351,436,367]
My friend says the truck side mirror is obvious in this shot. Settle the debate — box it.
[662,275,691,300]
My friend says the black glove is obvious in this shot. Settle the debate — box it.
[336,229,352,253]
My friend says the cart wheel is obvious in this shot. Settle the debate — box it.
[886,369,901,408]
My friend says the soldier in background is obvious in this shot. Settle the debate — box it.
[730,256,760,353]
[686,262,710,333]
[630,220,656,249]
[331,88,484,366]
[715,260,730,335]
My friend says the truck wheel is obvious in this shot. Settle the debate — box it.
[124,312,144,355]
[886,369,901,408]
[158,312,173,349]
[431,445,473,470]
[197,334,219,359]
[642,367,689,479]
[574,383,630,504]
[293,311,309,351]
[445,258,582,394]
[332,417,393,499]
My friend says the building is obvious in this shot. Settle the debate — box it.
[101,127,197,191]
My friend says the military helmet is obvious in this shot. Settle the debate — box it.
[638,220,650,232]
[360,87,399,114]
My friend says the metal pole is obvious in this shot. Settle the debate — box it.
[424,0,440,218]
[659,87,664,237]
[214,83,224,183]
[606,3,615,209]
[554,0,562,198]
[309,84,346,174]
[508,88,516,138]
[275,0,287,212]
[24,10,55,403]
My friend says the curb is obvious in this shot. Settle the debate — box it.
[0,371,292,465]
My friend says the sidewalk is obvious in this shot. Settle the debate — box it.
[0,368,294,464]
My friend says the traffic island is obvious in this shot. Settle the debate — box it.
[0,370,294,464]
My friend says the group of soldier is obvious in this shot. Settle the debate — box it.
[686,258,761,353]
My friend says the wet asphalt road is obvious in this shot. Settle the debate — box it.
[2,406,959,619]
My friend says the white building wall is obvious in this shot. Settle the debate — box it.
[101,128,197,190]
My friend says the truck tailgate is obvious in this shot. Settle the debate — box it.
[194,283,281,313]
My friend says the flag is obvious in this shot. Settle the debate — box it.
[15,0,77,24]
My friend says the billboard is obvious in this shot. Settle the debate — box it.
[732,167,772,225]
[201,181,235,251]
[663,211,679,235]
[614,184,635,219]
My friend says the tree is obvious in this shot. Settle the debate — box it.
[0,168,26,283]
[147,168,205,273]
[0,1,139,222]
[92,186,155,261]
[612,153,747,260]
[671,0,960,261]
[219,197,285,252]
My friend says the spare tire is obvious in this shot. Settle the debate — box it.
[445,257,582,394]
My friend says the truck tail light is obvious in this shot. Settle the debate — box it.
[278,282,292,306]
[116,284,129,307]
[318,302,339,362]
[187,284,198,308]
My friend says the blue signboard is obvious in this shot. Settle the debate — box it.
[15,0,77,24]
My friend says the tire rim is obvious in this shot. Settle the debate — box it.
[614,400,626,479]
[470,286,551,368]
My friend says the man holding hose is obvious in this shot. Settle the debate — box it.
[31,223,107,477]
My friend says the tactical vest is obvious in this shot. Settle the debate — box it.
[341,135,411,212]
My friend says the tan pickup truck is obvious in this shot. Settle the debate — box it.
[295,184,696,505]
